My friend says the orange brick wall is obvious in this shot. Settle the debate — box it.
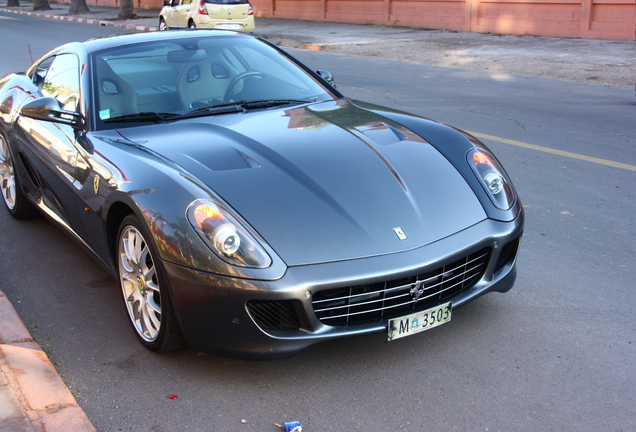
[252,0,635,40]
[57,0,635,40]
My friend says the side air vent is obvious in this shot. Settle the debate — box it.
[247,300,300,331]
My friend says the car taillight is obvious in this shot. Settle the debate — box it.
[197,0,208,15]
[248,4,254,15]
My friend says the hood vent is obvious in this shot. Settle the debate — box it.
[354,122,409,146]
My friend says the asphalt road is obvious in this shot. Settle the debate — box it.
[1,12,635,432]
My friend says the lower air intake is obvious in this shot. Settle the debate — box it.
[247,300,300,331]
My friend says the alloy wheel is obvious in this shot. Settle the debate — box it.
[0,134,16,210]
[118,224,162,342]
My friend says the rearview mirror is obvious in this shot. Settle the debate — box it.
[168,49,207,63]
[316,70,336,88]
[21,97,85,130]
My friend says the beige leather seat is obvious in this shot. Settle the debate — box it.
[94,58,138,120]
[176,52,236,110]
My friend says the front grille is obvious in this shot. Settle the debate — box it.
[312,248,490,326]
[247,300,300,331]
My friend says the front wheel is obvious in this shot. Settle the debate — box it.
[117,214,186,352]
[159,17,168,31]
[0,131,39,219]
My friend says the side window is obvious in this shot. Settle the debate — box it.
[41,54,80,112]
[32,57,54,86]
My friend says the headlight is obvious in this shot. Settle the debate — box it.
[468,147,515,210]
[187,199,272,268]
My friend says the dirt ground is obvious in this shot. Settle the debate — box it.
[266,32,636,87]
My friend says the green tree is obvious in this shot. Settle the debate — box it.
[118,0,138,20]
[69,0,90,14]
[33,0,51,10]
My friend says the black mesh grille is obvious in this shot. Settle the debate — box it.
[312,248,490,326]
[247,300,300,331]
[494,236,520,274]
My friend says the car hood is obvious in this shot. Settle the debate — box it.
[117,100,487,266]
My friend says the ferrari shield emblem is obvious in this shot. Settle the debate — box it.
[393,227,407,240]
[93,176,100,195]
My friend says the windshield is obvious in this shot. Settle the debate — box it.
[91,34,337,130]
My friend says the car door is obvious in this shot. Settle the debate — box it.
[16,53,89,240]
[162,0,180,28]
[175,0,194,28]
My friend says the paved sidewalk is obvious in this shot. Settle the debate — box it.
[0,290,95,431]
[0,2,162,31]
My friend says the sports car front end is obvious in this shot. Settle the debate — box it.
[164,216,522,359]
[113,97,523,359]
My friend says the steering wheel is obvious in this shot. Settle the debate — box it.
[224,71,266,102]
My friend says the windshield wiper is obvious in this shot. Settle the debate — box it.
[186,103,246,116]
[104,112,180,123]
[103,100,310,124]
[186,99,309,117]
[240,99,310,109]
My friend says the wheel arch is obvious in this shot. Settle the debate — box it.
[106,200,135,267]
[159,16,168,30]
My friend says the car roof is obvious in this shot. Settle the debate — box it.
[79,29,255,53]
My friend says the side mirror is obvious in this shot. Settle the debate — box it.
[316,70,336,88]
[21,97,85,130]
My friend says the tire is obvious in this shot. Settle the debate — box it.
[0,131,39,219]
[159,17,168,31]
[188,20,196,29]
[116,214,186,352]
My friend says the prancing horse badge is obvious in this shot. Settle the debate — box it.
[93,176,100,195]
[393,227,407,240]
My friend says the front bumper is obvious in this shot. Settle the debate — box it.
[164,215,523,359]
[194,15,255,33]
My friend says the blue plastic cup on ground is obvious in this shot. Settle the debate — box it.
[284,421,302,432]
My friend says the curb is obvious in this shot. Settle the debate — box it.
[0,290,96,432]
[0,7,157,31]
